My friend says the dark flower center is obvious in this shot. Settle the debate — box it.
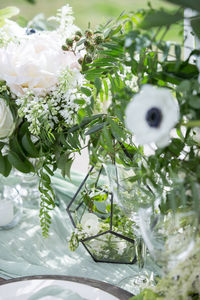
[26,28,36,35]
[146,107,162,128]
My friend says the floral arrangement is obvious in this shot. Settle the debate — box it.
[0,5,91,236]
[0,0,200,298]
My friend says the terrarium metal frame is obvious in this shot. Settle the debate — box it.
[66,165,137,264]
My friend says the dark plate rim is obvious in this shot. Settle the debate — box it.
[0,275,134,300]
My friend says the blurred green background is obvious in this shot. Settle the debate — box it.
[0,0,181,41]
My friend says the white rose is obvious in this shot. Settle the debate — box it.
[0,32,81,97]
[0,98,15,139]
[125,84,180,147]
[81,213,100,236]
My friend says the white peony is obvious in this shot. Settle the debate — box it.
[81,213,100,236]
[0,32,81,97]
[0,98,15,139]
[125,84,180,147]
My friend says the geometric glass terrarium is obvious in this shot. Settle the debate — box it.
[67,165,138,264]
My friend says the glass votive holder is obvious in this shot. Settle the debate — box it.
[0,185,23,230]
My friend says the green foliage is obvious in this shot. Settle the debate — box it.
[139,9,183,29]
[129,289,163,300]
[165,0,200,12]
[38,164,55,238]
[24,0,36,4]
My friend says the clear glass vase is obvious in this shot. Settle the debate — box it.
[0,183,23,230]
[104,163,155,268]
[138,207,197,273]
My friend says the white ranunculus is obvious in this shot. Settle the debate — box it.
[125,85,180,147]
[0,98,15,139]
[81,213,100,236]
[0,32,81,97]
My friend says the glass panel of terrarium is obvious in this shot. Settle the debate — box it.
[83,232,136,263]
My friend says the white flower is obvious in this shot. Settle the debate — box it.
[125,84,180,147]
[81,213,100,236]
[191,127,200,143]
[0,20,25,46]
[0,98,15,139]
[0,32,81,97]
[48,4,80,40]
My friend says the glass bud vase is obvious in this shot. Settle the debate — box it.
[0,183,23,230]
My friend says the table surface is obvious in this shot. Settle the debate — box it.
[0,170,160,297]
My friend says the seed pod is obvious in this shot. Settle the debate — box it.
[66,38,73,47]
[62,45,69,51]
[85,55,93,64]
[94,34,104,45]
[74,35,81,42]
[85,29,93,38]
[78,57,83,65]
[84,40,91,48]
[75,31,83,37]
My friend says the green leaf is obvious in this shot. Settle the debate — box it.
[7,151,34,173]
[94,77,102,95]
[0,153,12,177]
[25,0,36,3]
[163,61,198,79]
[9,136,26,159]
[103,79,109,100]
[0,7,20,20]
[0,142,5,151]
[191,16,200,40]
[62,158,73,179]
[108,118,126,141]
[41,172,51,185]
[108,24,122,37]
[175,44,181,62]
[139,10,183,29]
[124,20,133,33]
[168,138,184,156]
[69,114,104,133]
[57,153,73,179]
[165,0,200,12]
[80,87,92,97]
[67,132,81,150]
[85,123,105,135]
[73,99,86,105]
[43,165,54,176]
[189,95,200,109]
[102,126,113,151]
[22,133,39,157]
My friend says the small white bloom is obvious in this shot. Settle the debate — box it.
[0,20,25,46]
[0,32,80,97]
[0,98,15,139]
[125,84,179,147]
[48,4,80,40]
[81,213,100,236]
[191,127,200,143]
